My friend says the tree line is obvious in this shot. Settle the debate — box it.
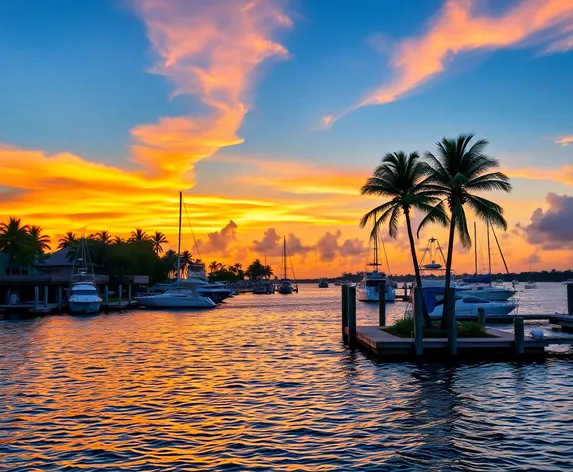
[0,221,274,285]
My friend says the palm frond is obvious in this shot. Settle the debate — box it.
[466,194,508,231]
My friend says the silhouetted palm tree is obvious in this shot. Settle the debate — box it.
[129,228,150,243]
[94,230,113,246]
[28,225,51,257]
[180,250,193,278]
[113,235,125,245]
[58,231,77,249]
[0,217,31,274]
[422,134,511,328]
[150,231,168,255]
[360,151,448,327]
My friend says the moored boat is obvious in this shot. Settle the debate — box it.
[68,238,102,315]
[318,278,329,288]
[357,223,395,302]
[277,236,298,294]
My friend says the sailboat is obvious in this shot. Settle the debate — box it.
[460,222,516,301]
[136,192,216,309]
[68,236,102,314]
[277,237,298,294]
[357,224,395,302]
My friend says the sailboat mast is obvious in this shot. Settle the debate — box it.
[474,222,477,276]
[486,220,492,287]
[176,191,182,281]
[283,236,287,279]
[373,223,379,269]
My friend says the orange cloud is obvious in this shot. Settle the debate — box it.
[327,0,573,122]
[554,135,573,146]
[505,164,573,186]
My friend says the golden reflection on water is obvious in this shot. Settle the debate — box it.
[1,284,573,470]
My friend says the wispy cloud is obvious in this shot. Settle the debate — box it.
[327,0,573,124]
[554,135,573,146]
[504,164,573,186]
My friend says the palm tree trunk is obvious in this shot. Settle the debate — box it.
[405,209,432,328]
[441,213,457,329]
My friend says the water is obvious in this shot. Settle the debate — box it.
[1,283,572,471]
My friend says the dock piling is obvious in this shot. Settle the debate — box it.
[341,285,348,339]
[478,307,486,326]
[412,287,424,356]
[347,286,357,346]
[118,284,123,306]
[567,282,573,316]
[43,285,49,307]
[514,317,525,354]
[379,280,386,327]
[445,288,457,355]
[34,286,39,310]
[57,286,63,312]
[104,285,109,306]
[128,284,132,304]
[5,288,11,305]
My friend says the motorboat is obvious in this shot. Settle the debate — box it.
[253,279,275,294]
[524,281,537,289]
[459,285,516,301]
[318,278,329,288]
[357,223,395,302]
[136,286,216,308]
[68,238,102,315]
[277,236,298,294]
[182,262,232,303]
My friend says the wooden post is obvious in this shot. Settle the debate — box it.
[118,284,123,306]
[341,285,348,339]
[43,285,49,307]
[412,287,424,356]
[445,288,457,355]
[378,280,386,327]
[347,285,357,346]
[104,285,109,306]
[5,288,10,305]
[514,316,524,354]
[127,284,132,304]
[57,286,63,312]
[34,286,39,310]
[478,307,486,326]
[567,282,573,316]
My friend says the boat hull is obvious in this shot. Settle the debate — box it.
[428,300,517,319]
[357,285,396,302]
[458,287,516,301]
[69,300,102,314]
[278,286,294,294]
[135,294,216,308]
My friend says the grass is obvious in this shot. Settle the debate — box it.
[382,317,495,338]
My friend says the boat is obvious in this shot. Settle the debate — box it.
[253,279,275,294]
[357,224,395,302]
[318,278,329,288]
[277,237,298,294]
[68,237,102,315]
[406,286,517,320]
[135,192,217,309]
[334,280,342,286]
[524,281,537,289]
[512,279,519,285]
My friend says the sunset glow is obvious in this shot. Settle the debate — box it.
[0,0,571,277]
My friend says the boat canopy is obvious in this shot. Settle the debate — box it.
[462,273,492,284]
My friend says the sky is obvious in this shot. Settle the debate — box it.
[0,0,572,278]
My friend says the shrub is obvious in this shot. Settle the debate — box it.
[383,317,415,337]
[457,321,489,338]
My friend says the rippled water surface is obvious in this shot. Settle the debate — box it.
[2,283,573,471]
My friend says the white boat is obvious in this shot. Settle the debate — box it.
[136,192,217,309]
[253,279,275,294]
[427,296,517,319]
[318,278,329,288]
[524,281,537,289]
[357,224,395,302]
[277,236,298,294]
[136,286,216,308]
[68,238,102,315]
[459,285,516,301]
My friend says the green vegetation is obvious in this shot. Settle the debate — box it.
[382,317,493,338]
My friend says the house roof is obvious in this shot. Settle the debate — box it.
[39,247,74,267]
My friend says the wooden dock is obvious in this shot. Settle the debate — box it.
[341,284,573,360]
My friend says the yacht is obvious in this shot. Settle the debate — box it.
[524,281,537,289]
[318,278,329,288]
[68,238,102,315]
[277,236,298,294]
[135,192,218,309]
[253,279,275,294]
[357,225,395,302]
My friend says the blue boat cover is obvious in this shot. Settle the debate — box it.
[462,273,492,284]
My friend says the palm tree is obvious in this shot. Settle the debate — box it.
[180,250,193,278]
[209,260,223,273]
[58,231,77,249]
[421,134,512,328]
[360,151,448,327]
[113,235,125,245]
[129,228,150,243]
[28,225,51,256]
[0,217,31,274]
[94,230,113,246]
[150,231,168,255]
